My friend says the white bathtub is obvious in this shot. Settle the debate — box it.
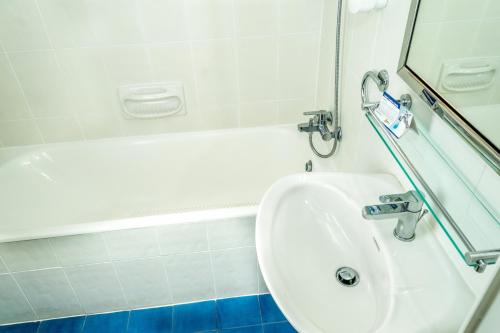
[0,125,335,242]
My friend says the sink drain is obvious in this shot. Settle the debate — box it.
[336,267,360,287]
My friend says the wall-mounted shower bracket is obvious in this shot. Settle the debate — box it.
[361,70,389,111]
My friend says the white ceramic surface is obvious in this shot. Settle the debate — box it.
[0,125,334,242]
[256,172,475,333]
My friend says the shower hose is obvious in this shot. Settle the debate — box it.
[310,0,343,159]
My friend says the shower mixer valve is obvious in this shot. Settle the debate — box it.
[298,110,339,141]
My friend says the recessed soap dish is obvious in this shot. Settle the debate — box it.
[118,82,186,119]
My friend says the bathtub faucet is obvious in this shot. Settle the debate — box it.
[298,111,338,141]
[362,190,427,242]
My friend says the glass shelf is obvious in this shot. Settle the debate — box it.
[365,110,500,271]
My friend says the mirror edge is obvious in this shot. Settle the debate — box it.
[397,0,500,175]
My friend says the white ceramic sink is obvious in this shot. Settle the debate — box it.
[256,173,474,333]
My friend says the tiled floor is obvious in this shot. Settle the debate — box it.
[0,294,297,333]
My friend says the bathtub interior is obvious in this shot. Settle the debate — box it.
[0,125,337,241]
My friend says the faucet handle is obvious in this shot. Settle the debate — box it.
[303,110,333,122]
[379,190,419,204]
[303,110,328,116]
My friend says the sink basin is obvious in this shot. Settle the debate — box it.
[256,173,474,333]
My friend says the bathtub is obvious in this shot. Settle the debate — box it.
[0,125,335,242]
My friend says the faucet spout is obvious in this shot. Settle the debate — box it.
[362,190,425,242]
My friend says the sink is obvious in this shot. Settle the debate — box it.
[256,173,475,333]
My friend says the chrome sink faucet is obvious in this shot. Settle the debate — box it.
[297,110,337,141]
[362,190,426,242]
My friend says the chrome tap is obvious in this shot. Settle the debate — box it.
[297,111,336,141]
[362,190,426,242]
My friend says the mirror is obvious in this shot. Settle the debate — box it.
[398,0,500,172]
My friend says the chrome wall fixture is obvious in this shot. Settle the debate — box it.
[361,70,389,111]
[362,69,499,273]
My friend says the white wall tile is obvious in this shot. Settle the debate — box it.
[36,117,84,143]
[114,258,171,308]
[315,0,337,110]
[186,0,235,39]
[65,263,127,313]
[278,99,314,124]
[0,53,31,121]
[240,101,279,127]
[157,223,208,255]
[149,42,199,125]
[164,252,215,303]
[238,37,278,102]
[0,274,36,324]
[9,51,72,118]
[0,120,43,147]
[140,0,187,43]
[56,48,114,117]
[202,105,239,129]
[278,34,319,100]
[38,0,97,48]
[78,113,122,140]
[50,234,109,266]
[235,0,278,37]
[104,228,160,261]
[0,239,59,272]
[14,268,83,319]
[100,46,152,87]
[0,0,51,51]
[278,0,323,34]
[211,247,258,298]
[192,40,238,107]
[207,217,256,250]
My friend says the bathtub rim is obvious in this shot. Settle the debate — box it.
[0,205,258,243]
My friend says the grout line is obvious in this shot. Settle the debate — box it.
[0,292,274,327]
[2,32,318,55]
[155,228,175,304]
[183,1,203,126]
[100,234,130,311]
[313,0,327,109]
[0,43,45,144]
[230,0,242,127]
[205,222,219,299]
[46,240,86,317]
[33,0,86,142]
[3,266,39,322]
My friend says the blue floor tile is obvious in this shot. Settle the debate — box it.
[172,301,217,333]
[217,296,261,329]
[128,306,172,333]
[38,316,85,333]
[221,325,263,333]
[262,323,297,333]
[258,295,286,324]
[0,322,39,333]
[82,311,129,333]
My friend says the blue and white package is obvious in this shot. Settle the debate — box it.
[374,92,413,138]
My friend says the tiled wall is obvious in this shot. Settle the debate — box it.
[0,0,336,148]
[0,216,267,325]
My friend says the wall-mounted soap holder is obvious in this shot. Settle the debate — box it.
[118,82,186,119]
